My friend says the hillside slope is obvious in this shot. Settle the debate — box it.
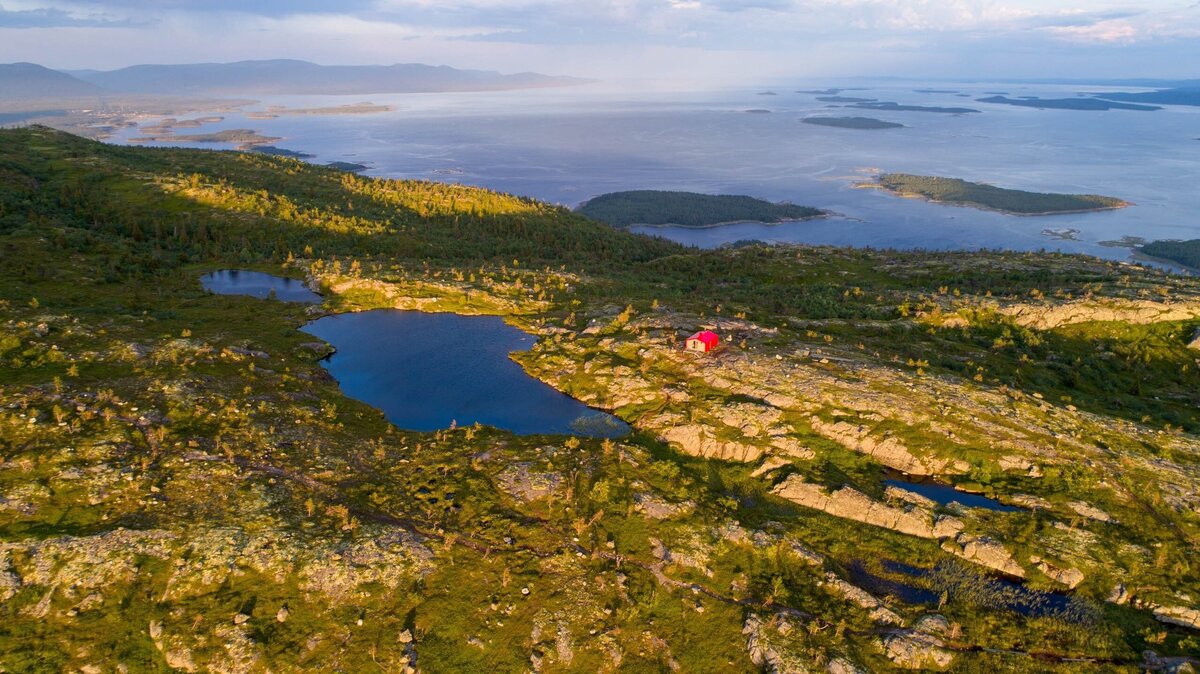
[0,62,106,98]
[70,59,586,95]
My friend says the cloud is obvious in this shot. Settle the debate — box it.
[0,0,1197,80]
[1041,18,1140,43]
[0,3,135,27]
[1037,3,1200,43]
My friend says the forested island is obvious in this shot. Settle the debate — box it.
[816,96,877,103]
[803,116,903,130]
[849,101,980,114]
[867,173,1129,215]
[578,190,824,227]
[1140,239,1200,269]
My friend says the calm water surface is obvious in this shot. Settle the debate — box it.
[879,560,1095,620]
[885,477,1022,512]
[112,82,1200,263]
[300,310,629,436]
[201,269,322,303]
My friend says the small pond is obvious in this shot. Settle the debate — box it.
[201,270,322,303]
[846,560,940,606]
[873,560,1097,622]
[301,309,630,437]
[885,475,1022,513]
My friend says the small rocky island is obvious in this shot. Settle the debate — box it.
[578,190,825,227]
[803,116,903,130]
[129,127,281,148]
[864,173,1129,215]
[246,102,393,119]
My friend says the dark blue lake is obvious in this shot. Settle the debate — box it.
[300,310,629,437]
[201,270,322,303]
[886,478,1021,512]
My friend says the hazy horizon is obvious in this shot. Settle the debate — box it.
[1,1,1197,88]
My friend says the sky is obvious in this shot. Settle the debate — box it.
[0,0,1197,85]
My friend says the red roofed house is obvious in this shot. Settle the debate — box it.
[685,330,720,353]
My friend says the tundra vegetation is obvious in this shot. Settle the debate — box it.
[1,126,1199,672]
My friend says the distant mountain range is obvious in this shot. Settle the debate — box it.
[1,59,588,99]
[0,62,106,98]
[70,59,587,96]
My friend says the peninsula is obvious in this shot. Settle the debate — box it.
[1139,239,1200,270]
[976,95,1161,112]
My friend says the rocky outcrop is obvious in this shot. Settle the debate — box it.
[743,615,788,674]
[997,455,1043,477]
[649,537,712,575]
[633,493,695,520]
[826,658,866,674]
[0,528,175,591]
[880,615,956,670]
[1108,584,1131,605]
[720,402,784,437]
[772,479,1027,583]
[299,530,434,600]
[948,535,1025,578]
[808,417,961,475]
[150,620,198,672]
[1068,500,1115,523]
[658,423,763,463]
[999,299,1200,330]
[786,540,825,566]
[885,485,937,510]
[771,476,963,540]
[1032,557,1085,589]
[770,436,816,460]
[881,630,955,670]
[752,457,791,478]
[1188,328,1200,351]
[494,463,565,503]
[0,551,21,602]
[1011,494,1052,509]
[398,629,419,674]
[743,615,810,674]
[1143,650,1199,673]
[821,572,902,624]
[1153,605,1200,630]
